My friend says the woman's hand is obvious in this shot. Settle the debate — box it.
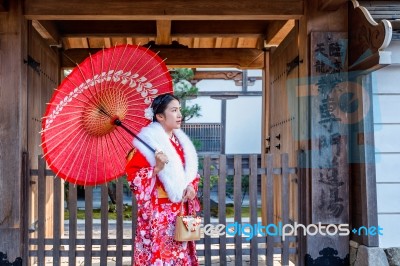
[153,150,169,176]
[183,184,196,201]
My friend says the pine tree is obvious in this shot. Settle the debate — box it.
[171,68,201,122]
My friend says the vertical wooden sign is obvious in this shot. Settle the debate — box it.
[310,32,349,224]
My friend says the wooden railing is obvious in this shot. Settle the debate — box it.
[181,123,222,153]
[28,154,298,265]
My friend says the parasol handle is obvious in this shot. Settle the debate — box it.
[114,119,156,153]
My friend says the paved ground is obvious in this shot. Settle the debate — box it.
[33,255,292,265]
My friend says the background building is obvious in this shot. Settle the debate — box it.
[184,68,262,154]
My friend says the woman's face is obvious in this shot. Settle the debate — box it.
[156,99,182,133]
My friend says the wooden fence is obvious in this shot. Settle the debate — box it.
[27,154,298,265]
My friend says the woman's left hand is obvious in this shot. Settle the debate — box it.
[183,185,196,201]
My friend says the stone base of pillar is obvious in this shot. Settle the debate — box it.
[385,248,400,266]
[0,252,23,266]
[350,240,400,266]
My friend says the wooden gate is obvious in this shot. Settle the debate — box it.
[27,153,298,265]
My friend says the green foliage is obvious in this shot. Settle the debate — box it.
[198,173,219,198]
[191,138,202,150]
[171,68,194,82]
[65,204,132,220]
[64,205,260,220]
[64,176,130,209]
[171,68,201,122]
[226,175,250,204]
[197,158,219,200]
[108,175,131,193]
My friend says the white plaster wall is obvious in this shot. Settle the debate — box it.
[196,79,241,92]
[184,69,262,154]
[225,96,262,154]
[372,51,400,247]
[247,79,263,92]
[247,69,263,92]
[186,95,262,154]
[185,96,221,123]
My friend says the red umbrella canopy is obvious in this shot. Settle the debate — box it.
[41,44,173,186]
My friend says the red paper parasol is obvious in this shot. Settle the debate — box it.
[41,44,173,186]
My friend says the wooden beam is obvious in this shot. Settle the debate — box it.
[174,33,263,39]
[156,20,171,45]
[62,32,262,39]
[349,0,392,70]
[265,19,295,47]
[31,20,60,46]
[104,37,111,48]
[61,48,265,69]
[198,91,262,97]
[162,48,265,69]
[193,71,243,81]
[0,0,7,13]
[172,20,269,35]
[193,38,200,48]
[192,71,262,86]
[55,20,156,37]
[215,37,223,48]
[391,19,400,30]
[348,51,391,73]
[25,0,304,20]
[81,37,89,48]
[56,20,265,38]
[318,0,347,11]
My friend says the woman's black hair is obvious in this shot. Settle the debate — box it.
[151,93,180,122]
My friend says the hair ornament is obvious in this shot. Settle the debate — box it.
[144,106,154,121]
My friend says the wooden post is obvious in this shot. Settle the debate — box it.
[84,187,94,265]
[233,155,242,266]
[202,156,212,266]
[297,10,311,266]
[53,176,62,265]
[37,156,47,265]
[0,0,28,262]
[249,155,258,265]
[100,185,109,266]
[261,50,270,226]
[116,180,124,265]
[221,100,227,154]
[218,155,227,265]
[68,185,78,266]
[350,74,379,247]
[266,154,274,266]
[299,0,350,264]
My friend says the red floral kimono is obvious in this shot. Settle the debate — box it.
[126,122,200,266]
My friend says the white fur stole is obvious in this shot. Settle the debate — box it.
[133,122,198,202]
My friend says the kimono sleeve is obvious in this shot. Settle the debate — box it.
[125,148,156,201]
[189,174,201,193]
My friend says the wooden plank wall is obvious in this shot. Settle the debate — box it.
[269,27,299,227]
[27,21,60,263]
[268,27,300,265]
[0,0,28,261]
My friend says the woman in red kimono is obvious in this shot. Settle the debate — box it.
[126,93,200,266]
